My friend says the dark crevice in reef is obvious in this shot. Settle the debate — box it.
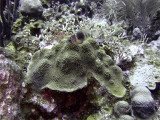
[41,81,99,118]
[21,103,58,119]
[21,80,100,119]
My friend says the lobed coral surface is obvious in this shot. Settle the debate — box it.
[26,36,126,97]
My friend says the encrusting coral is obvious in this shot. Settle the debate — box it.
[26,32,126,98]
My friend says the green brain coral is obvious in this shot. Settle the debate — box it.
[26,37,126,97]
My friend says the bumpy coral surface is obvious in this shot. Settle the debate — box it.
[114,101,130,117]
[26,36,126,97]
[0,54,23,119]
[131,86,156,119]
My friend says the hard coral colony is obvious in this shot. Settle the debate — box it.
[26,35,126,98]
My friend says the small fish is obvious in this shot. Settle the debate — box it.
[67,31,86,44]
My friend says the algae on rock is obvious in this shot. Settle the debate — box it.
[26,37,126,97]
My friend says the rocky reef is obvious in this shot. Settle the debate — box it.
[1,0,160,119]
[22,33,127,119]
[0,54,23,119]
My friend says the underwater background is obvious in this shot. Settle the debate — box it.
[0,0,160,120]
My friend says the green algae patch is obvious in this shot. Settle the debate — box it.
[26,37,126,97]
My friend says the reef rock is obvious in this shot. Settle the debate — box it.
[114,101,130,117]
[131,86,156,119]
[26,35,126,97]
[19,0,43,17]
[0,54,23,119]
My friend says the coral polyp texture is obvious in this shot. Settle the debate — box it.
[0,54,23,119]
[26,36,126,97]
